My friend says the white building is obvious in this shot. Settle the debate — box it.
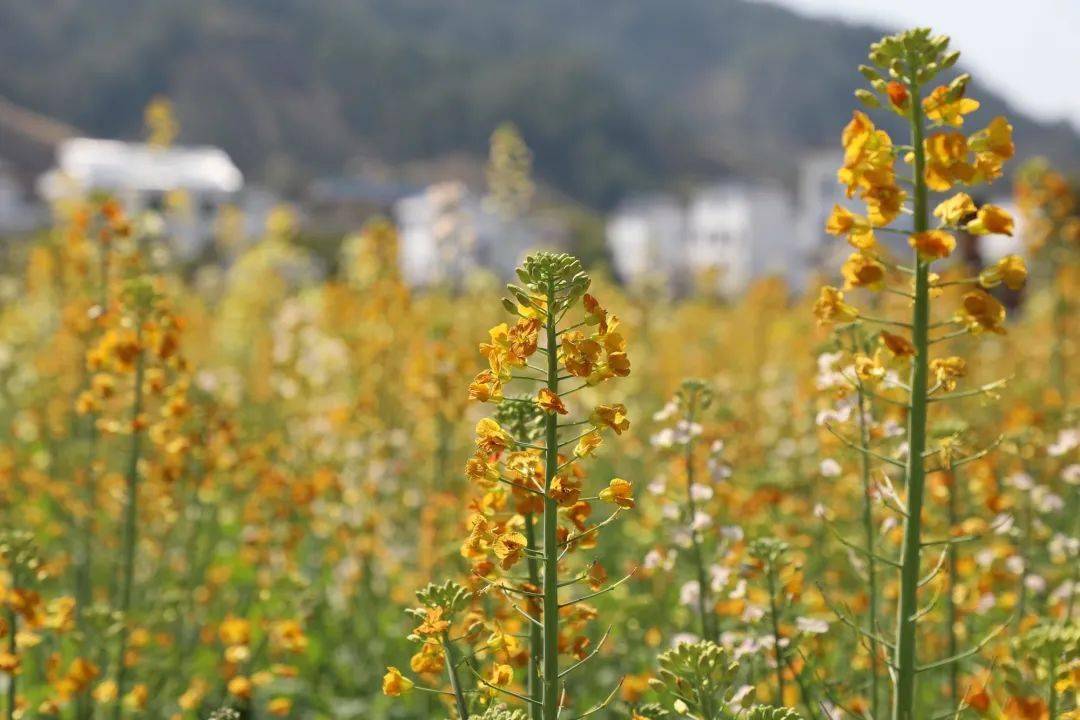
[607,181,799,296]
[797,150,851,273]
[0,160,41,234]
[606,194,686,289]
[394,181,559,287]
[686,182,795,295]
[38,138,243,260]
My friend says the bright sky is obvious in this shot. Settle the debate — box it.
[753,0,1080,131]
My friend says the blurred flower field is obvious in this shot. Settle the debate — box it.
[0,28,1077,720]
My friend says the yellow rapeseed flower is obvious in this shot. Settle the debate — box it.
[227,676,252,700]
[813,286,859,325]
[841,253,886,290]
[958,290,1007,334]
[382,667,414,696]
[475,418,513,456]
[909,230,956,261]
[599,478,635,509]
[537,388,568,415]
[492,530,528,569]
[979,255,1027,290]
[923,133,974,191]
[930,357,967,392]
[573,431,603,458]
[933,193,976,226]
[415,607,451,636]
[880,331,915,358]
[590,404,630,435]
[965,205,1014,236]
[854,351,886,383]
[923,85,980,127]
[825,205,876,250]
[267,698,293,716]
[489,663,513,686]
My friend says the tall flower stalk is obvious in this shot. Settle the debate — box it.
[654,380,717,642]
[817,28,1021,719]
[387,252,634,719]
[0,533,37,720]
[112,282,153,720]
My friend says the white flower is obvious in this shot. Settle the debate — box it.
[882,370,904,389]
[719,525,744,542]
[1048,428,1079,457]
[1063,464,1080,485]
[679,581,701,607]
[741,604,765,623]
[1006,472,1034,491]
[796,617,829,634]
[1050,580,1075,603]
[690,483,714,502]
[817,351,845,374]
[1033,488,1064,513]
[691,511,712,532]
[992,513,1015,535]
[816,404,853,426]
[709,458,733,480]
[650,428,675,449]
[1048,532,1079,561]
[819,458,843,477]
[644,548,676,571]
[1024,574,1047,593]
[880,419,905,438]
[709,565,732,591]
[653,400,679,422]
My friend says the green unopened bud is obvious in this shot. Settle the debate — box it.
[858,65,881,82]
[855,89,880,109]
[941,50,961,69]
[948,73,971,93]
[945,73,971,102]
[916,63,939,83]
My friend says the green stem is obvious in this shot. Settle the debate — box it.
[683,398,715,642]
[893,73,931,720]
[113,325,147,720]
[524,513,543,720]
[5,567,17,720]
[1050,279,1068,403]
[442,632,470,720]
[541,280,561,720]
[77,236,109,720]
[1048,654,1058,720]
[855,378,880,718]
[946,468,960,704]
[766,561,786,705]
[1017,495,1033,625]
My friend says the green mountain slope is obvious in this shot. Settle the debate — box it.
[1,0,1076,206]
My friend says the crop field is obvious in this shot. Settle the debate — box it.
[0,27,1077,720]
